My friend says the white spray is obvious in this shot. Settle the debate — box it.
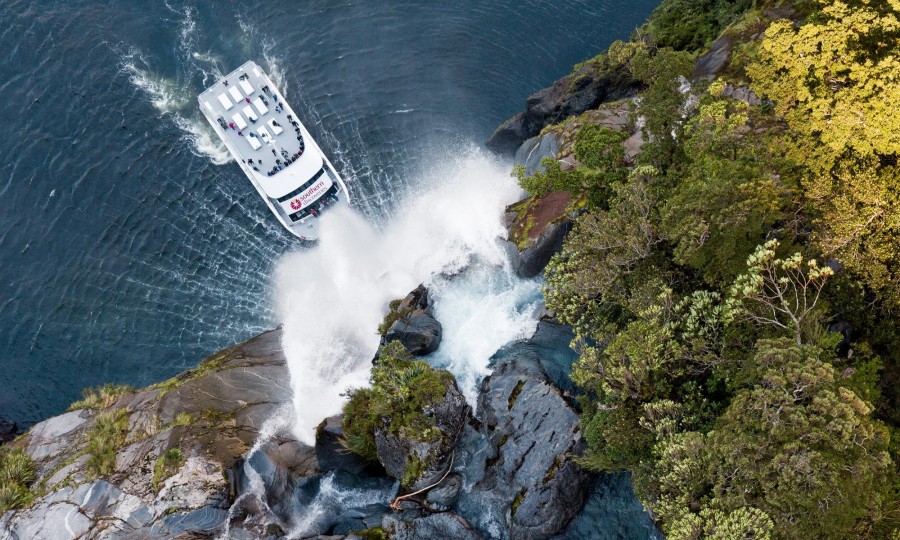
[274,149,539,443]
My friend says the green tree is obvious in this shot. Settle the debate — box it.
[645,0,755,52]
[544,165,663,331]
[808,158,900,309]
[662,93,788,285]
[705,339,893,539]
[632,48,695,171]
[727,240,834,346]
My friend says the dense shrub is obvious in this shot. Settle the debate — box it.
[645,0,754,51]
[531,0,900,536]
[341,341,451,463]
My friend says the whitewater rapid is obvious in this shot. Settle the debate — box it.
[273,150,542,444]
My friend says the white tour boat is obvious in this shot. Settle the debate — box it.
[198,61,350,240]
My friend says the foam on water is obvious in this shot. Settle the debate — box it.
[427,264,543,403]
[274,148,532,443]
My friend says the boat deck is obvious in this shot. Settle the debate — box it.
[198,62,306,179]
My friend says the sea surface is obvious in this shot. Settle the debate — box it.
[0,0,657,426]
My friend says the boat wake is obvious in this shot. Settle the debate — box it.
[274,148,540,444]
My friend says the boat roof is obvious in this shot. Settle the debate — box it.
[198,61,323,199]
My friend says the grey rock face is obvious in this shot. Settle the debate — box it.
[386,312,442,356]
[458,343,592,540]
[513,132,562,177]
[486,64,641,155]
[1,329,299,540]
[694,35,734,79]
[384,285,442,356]
[515,220,572,279]
[425,473,462,511]
[383,511,484,540]
[374,379,469,491]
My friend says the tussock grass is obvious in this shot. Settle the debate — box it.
[0,448,36,512]
[152,448,185,491]
[85,408,130,480]
[68,384,134,411]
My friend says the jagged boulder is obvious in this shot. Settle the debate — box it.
[458,340,593,540]
[383,285,442,356]
[374,376,468,491]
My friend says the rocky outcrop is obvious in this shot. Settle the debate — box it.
[0,329,296,539]
[383,510,483,540]
[374,377,469,491]
[456,337,594,540]
[514,132,562,177]
[384,285,442,356]
[486,63,641,155]
[514,220,573,279]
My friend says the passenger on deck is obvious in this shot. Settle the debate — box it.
[229,122,235,129]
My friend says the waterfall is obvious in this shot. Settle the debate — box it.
[273,148,539,443]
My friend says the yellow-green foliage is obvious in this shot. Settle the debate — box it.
[0,448,35,512]
[85,408,130,480]
[172,412,194,427]
[68,383,134,411]
[342,341,451,465]
[152,448,185,491]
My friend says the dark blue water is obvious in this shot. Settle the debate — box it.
[0,0,657,426]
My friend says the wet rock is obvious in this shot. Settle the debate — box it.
[515,219,572,279]
[383,511,484,540]
[385,312,442,356]
[486,64,641,155]
[316,415,370,475]
[552,472,663,540]
[374,378,469,491]
[424,473,462,511]
[384,285,443,355]
[458,342,593,540]
[514,132,561,177]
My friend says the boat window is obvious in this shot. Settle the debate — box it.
[276,167,326,203]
